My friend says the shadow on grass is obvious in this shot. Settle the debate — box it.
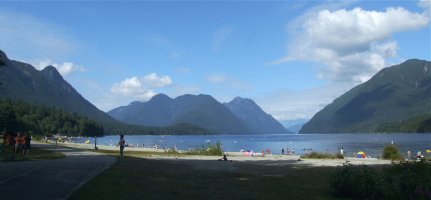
[69,156,342,200]
[1,143,65,162]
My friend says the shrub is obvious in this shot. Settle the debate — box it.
[380,161,431,200]
[330,165,380,199]
[382,144,403,160]
[185,141,223,156]
[330,161,431,200]
[301,151,344,159]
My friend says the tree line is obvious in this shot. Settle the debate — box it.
[0,98,104,137]
[376,113,431,133]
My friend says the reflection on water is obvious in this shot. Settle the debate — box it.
[72,133,431,158]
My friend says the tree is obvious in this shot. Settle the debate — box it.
[0,99,17,132]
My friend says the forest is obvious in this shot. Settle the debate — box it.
[0,98,210,136]
[0,98,104,137]
[376,113,431,133]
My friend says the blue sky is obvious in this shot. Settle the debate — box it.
[1,0,430,121]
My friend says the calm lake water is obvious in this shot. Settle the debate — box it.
[74,133,431,158]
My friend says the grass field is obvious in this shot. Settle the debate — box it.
[1,143,65,161]
[69,156,346,200]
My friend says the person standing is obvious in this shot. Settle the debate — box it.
[14,133,21,154]
[117,134,126,157]
[25,133,31,155]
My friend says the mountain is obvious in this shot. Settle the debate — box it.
[109,94,251,134]
[0,50,116,124]
[224,97,290,134]
[300,59,431,133]
[280,119,308,133]
[0,50,207,135]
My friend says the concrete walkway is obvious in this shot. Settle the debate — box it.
[0,142,116,200]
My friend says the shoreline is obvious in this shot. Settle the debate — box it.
[37,140,393,167]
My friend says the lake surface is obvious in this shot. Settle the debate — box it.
[74,133,431,158]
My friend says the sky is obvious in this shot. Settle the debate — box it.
[1,0,430,122]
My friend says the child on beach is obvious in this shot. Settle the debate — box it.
[117,134,126,157]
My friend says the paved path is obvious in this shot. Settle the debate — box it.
[0,142,116,200]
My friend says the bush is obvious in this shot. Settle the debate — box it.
[380,161,431,200]
[330,165,380,199]
[301,151,344,159]
[382,144,403,160]
[185,141,223,156]
[330,161,431,200]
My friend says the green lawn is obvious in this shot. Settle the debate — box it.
[69,156,346,200]
[1,142,65,161]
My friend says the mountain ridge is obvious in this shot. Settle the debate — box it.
[108,93,252,134]
[109,94,287,134]
[224,97,290,134]
[300,59,431,133]
[0,50,208,135]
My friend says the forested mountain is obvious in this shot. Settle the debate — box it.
[0,50,208,135]
[300,59,431,133]
[0,50,116,124]
[109,94,252,134]
[0,99,104,136]
[224,97,290,134]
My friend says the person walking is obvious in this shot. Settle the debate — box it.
[117,134,126,157]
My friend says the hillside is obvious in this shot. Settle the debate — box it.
[0,50,116,124]
[109,94,252,134]
[224,97,290,134]
[300,59,431,133]
[0,50,208,135]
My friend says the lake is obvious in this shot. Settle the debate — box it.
[73,133,431,158]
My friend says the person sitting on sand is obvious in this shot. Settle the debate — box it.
[116,134,126,157]
[218,154,228,161]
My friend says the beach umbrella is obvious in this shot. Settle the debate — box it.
[356,151,366,158]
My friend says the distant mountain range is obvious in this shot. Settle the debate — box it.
[108,94,289,134]
[300,59,431,133]
[0,50,207,135]
[280,119,308,133]
[224,97,289,134]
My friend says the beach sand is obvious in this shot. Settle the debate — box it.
[46,141,392,167]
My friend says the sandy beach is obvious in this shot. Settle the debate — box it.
[43,140,392,167]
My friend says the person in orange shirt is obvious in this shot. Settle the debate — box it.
[20,133,27,155]
[14,133,21,154]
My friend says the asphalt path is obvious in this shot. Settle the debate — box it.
[0,142,116,200]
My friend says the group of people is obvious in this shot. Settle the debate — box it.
[3,132,32,155]
[281,147,295,155]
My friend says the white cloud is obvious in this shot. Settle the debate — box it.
[32,59,86,76]
[176,67,191,74]
[0,10,77,59]
[143,73,172,88]
[169,52,180,59]
[110,73,172,101]
[213,27,232,52]
[419,0,431,11]
[274,6,430,84]
[206,74,227,83]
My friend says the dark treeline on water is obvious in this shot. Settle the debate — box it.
[376,114,431,133]
[0,98,211,136]
[0,98,104,137]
